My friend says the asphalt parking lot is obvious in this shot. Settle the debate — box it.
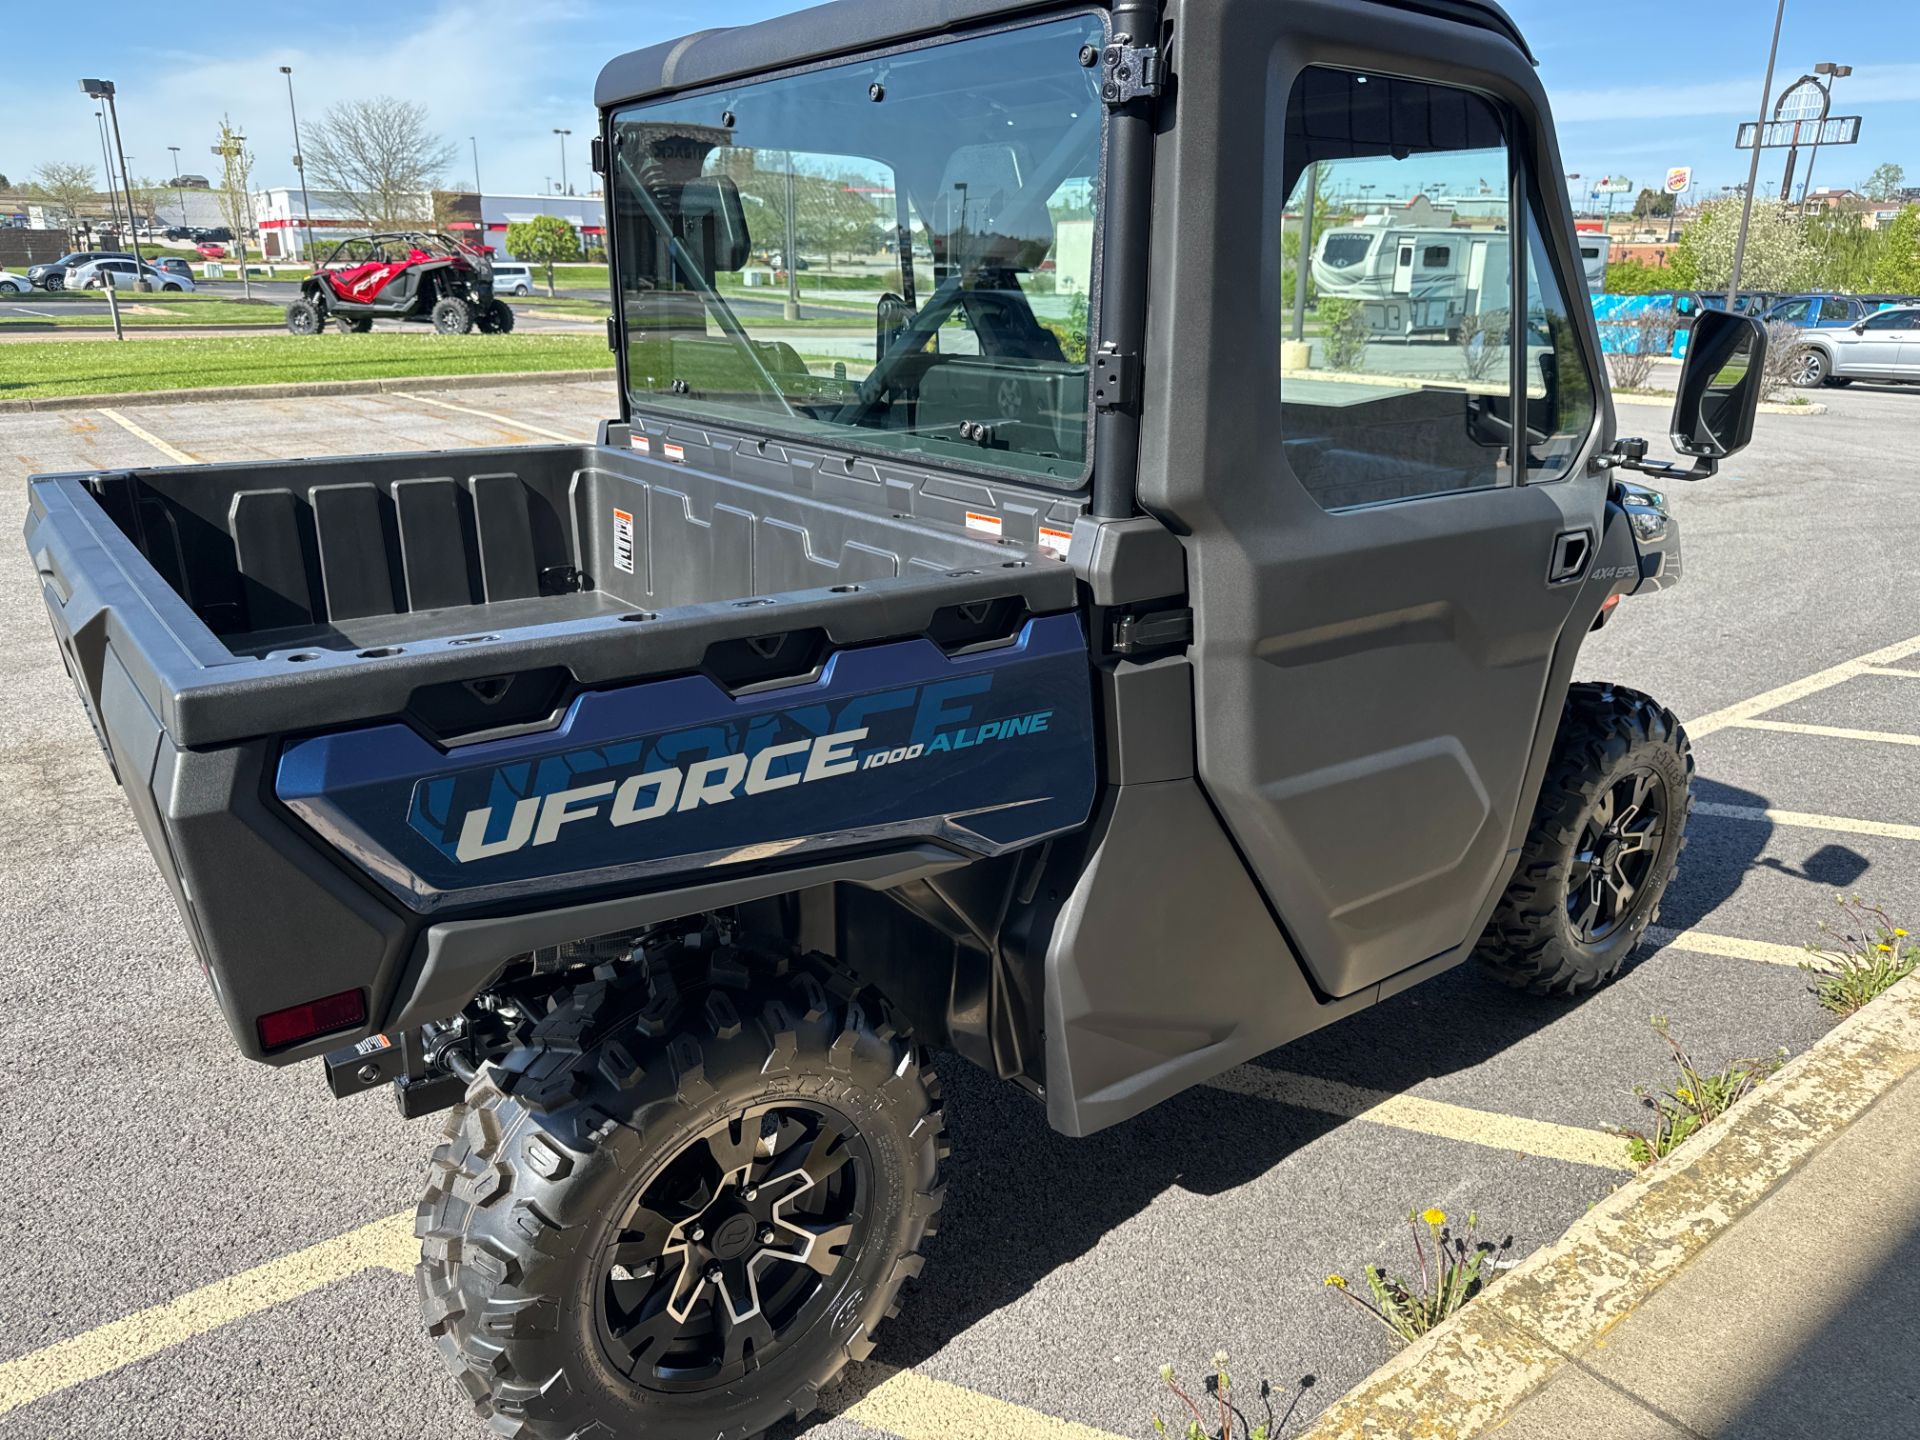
[2,378,1918,1439]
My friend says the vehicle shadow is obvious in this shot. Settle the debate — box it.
[785,773,1870,1430]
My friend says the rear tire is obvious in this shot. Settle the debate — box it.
[285,298,323,335]
[416,944,945,1440]
[478,298,515,334]
[337,316,373,334]
[431,295,474,334]
[1475,683,1693,996]
[1789,348,1828,388]
[1826,376,1853,388]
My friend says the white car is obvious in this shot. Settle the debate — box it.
[492,262,534,296]
[0,269,31,294]
[1789,305,1920,387]
[66,257,194,293]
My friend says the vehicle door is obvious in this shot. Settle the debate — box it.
[1850,309,1913,378]
[1877,310,1920,377]
[1816,297,1855,329]
[1391,238,1415,295]
[1146,50,1606,998]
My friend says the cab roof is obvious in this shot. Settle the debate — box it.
[594,0,1531,109]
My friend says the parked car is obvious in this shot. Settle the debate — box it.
[68,257,195,292]
[491,261,535,296]
[27,251,132,291]
[147,256,195,282]
[1787,305,1920,386]
[1765,293,1917,330]
[0,268,32,295]
[196,242,228,260]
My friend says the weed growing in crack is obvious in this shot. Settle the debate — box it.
[1801,897,1919,1018]
[1614,1015,1783,1167]
[1322,1209,1511,1344]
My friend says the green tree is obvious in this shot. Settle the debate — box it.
[1869,206,1920,294]
[1667,197,1815,294]
[506,214,583,297]
[1603,258,1674,294]
[1805,209,1890,292]
[28,161,97,234]
[1632,187,1675,218]
[1863,163,1907,203]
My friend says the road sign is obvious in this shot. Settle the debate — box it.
[1592,176,1634,195]
[1665,166,1693,195]
[1736,116,1861,149]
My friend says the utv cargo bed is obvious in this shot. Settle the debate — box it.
[27,434,1097,1060]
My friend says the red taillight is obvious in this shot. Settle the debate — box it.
[257,988,367,1052]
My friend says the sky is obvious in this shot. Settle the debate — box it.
[2,0,1915,205]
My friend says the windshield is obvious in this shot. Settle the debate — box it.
[608,13,1105,485]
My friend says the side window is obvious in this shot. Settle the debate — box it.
[1821,298,1853,322]
[1520,198,1596,482]
[1774,299,1810,324]
[1862,310,1914,331]
[1278,67,1514,510]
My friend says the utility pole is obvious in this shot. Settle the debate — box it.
[1797,61,1851,206]
[1728,0,1787,306]
[554,129,571,200]
[82,80,150,288]
[279,67,318,264]
[470,137,481,194]
[167,144,183,233]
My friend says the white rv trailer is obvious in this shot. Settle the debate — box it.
[1311,223,1609,338]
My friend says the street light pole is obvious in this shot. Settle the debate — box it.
[82,80,150,289]
[1727,0,1787,307]
[1797,62,1851,206]
[167,144,183,232]
[554,128,571,200]
[470,136,481,194]
[93,109,124,241]
[279,66,318,264]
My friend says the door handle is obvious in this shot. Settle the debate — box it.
[1547,529,1593,585]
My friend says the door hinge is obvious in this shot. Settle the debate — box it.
[606,314,619,351]
[1092,344,1140,411]
[1111,607,1192,656]
[590,135,607,176]
[1099,38,1164,105]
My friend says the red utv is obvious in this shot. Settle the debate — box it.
[286,231,512,335]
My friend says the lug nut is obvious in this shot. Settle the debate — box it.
[705,1262,723,1282]
[690,1226,705,1242]
[743,1187,758,1201]
[758,1225,777,1245]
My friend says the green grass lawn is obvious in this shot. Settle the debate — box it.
[0,297,287,329]
[0,333,613,401]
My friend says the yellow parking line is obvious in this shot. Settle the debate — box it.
[1861,666,1920,680]
[394,391,582,444]
[1692,801,1920,843]
[1687,633,1920,737]
[0,1213,413,1415]
[837,1365,1126,1440]
[1732,718,1920,747]
[1643,925,1807,967]
[95,407,198,465]
[1206,1069,1633,1171]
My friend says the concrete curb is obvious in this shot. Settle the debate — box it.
[1297,969,1920,1440]
[1612,389,1825,417]
[0,368,613,415]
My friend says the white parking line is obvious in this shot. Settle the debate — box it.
[95,407,198,465]
[1733,719,1920,748]
[1692,802,1920,843]
[392,391,582,444]
[1643,925,1807,967]
[1687,633,1920,737]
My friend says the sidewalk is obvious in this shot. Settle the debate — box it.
[1499,1066,1920,1440]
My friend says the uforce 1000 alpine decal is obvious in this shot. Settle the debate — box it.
[275,614,1097,911]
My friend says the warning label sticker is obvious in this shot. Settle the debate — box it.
[964,511,1003,538]
[613,509,635,574]
[1038,526,1072,558]
[663,441,686,463]
[632,434,651,454]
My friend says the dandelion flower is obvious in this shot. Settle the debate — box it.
[1878,943,1894,953]
[1895,929,1909,938]
[1325,1274,1348,1289]
[1213,1350,1230,1371]
[1676,1087,1694,1102]
[1159,1364,1174,1383]
[1422,1207,1447,1226]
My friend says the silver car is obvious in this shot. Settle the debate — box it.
[1789,305,1920,388]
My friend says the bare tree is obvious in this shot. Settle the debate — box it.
[28,161,98,232]
[212,119,259,298]
[303,96,455,231]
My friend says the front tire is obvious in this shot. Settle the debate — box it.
[416,946,945,1440]
[1476,683,1693,996]
[285,298,323,335]
[478,298,515,334]
[431,295,474,334]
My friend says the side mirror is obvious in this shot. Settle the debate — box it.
[1671,309,1765,461]
[1604,309,1766,482]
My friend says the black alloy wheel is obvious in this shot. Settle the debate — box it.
[1566,766,1667,942]
[597,1102,869,1390]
